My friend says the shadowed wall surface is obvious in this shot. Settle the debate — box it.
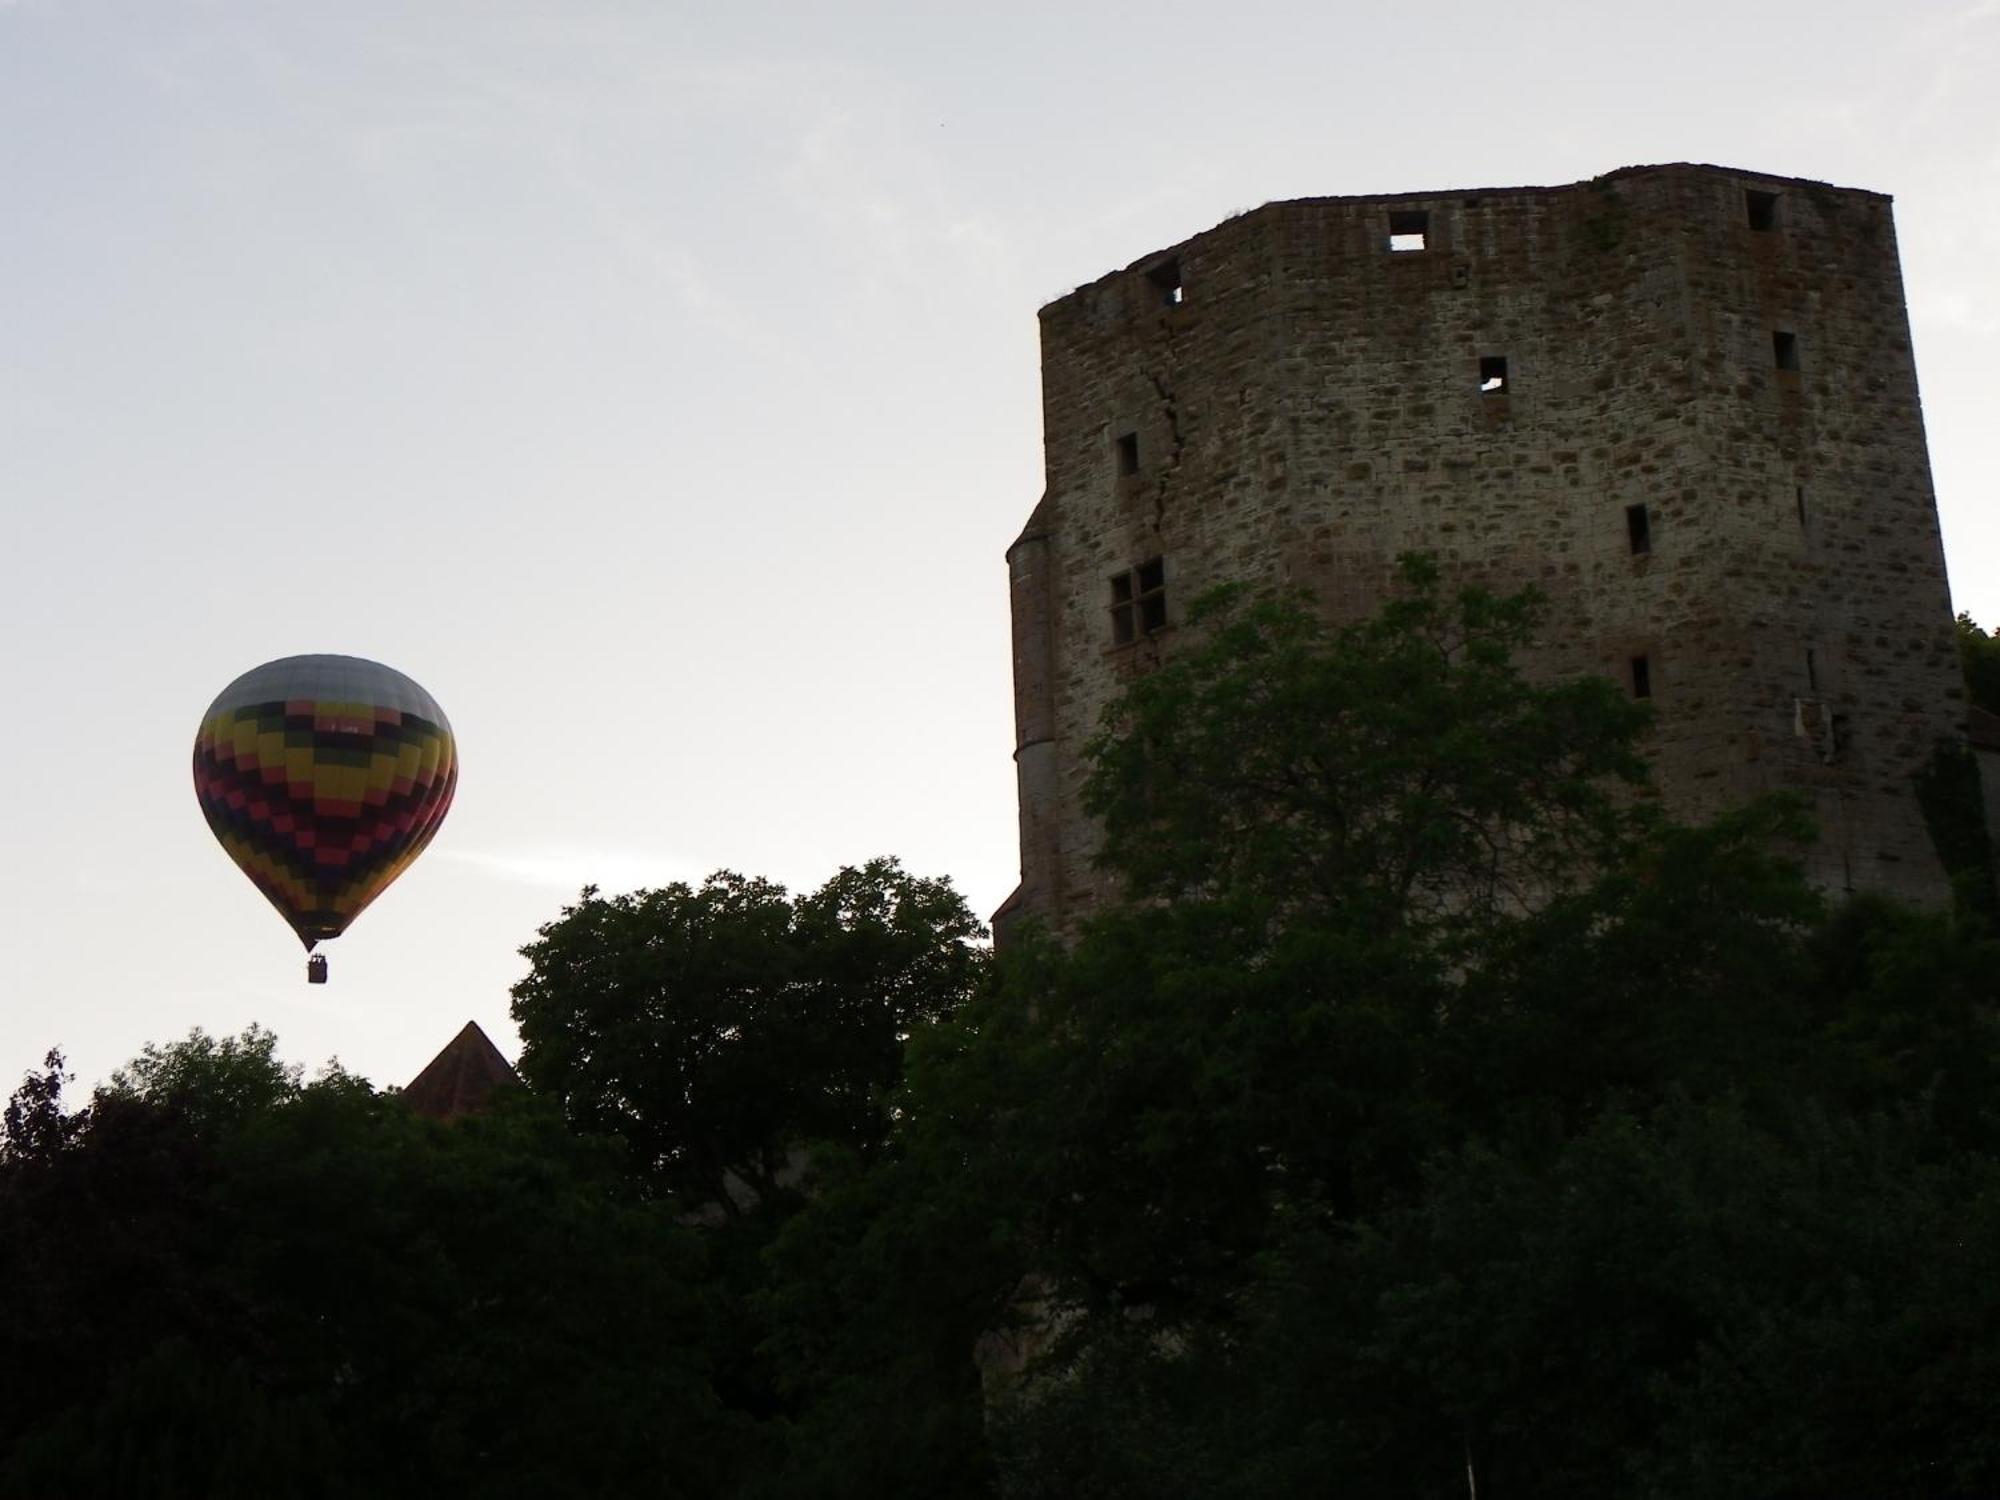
[1001,164,1967,937]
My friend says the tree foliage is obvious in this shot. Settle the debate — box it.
[510,858,985,1213]
[10,569,1998,1496]
[772,568,2000,1498]
[103,1022,306,1132]
[1957,610,2000,716]
[1085,558,1653,943]
[0,1032,745,1498]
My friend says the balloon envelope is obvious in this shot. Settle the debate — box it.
[193,655,457,949]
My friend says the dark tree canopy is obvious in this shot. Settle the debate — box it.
[1957,610,2000,716]
[510,858,986,1213]
[769,569,2000,1499]
[9,569,1997,1498]
[0,1031,744,1499]
[1084,557,1654,944]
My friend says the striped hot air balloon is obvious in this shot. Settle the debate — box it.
[193,655,456,981]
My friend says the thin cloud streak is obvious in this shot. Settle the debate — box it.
[439,846,709,895]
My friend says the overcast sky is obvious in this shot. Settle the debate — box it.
[4,0,1996,1093]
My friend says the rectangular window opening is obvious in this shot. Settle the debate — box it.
[1806,648,1820,693]
[1110,559,1168,645]
[1773,330,1800,371]
[1630,655,1653,699]
[1388,209,1429,253]
[1746,189,1780,232]
[1116,431,1140,476]
[1146,257,1184,307]
[1625,503,1651,555]
[1479,356,1509,395]
[1796,485,1808,529]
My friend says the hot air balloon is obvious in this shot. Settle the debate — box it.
[192,655,457,983]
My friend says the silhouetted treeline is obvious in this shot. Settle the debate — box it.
[6,570,1997,1497]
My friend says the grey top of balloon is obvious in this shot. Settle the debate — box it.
[201,656,452,730]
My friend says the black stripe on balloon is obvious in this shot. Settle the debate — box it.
[195,759,453,864]
[196,793,443,898]
[230,700,447,744]
[194,735,452,827]
[193,749,454,894]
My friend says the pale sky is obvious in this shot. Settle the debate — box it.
[4,0,1997,1093]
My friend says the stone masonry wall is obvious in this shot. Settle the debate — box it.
[994,163,1966,939]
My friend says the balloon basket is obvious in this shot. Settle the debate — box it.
[307,954,329,985]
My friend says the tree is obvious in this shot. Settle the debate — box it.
[773,567,2000,1497]
[0,1029,750,1498]
[510,858,986,1214]
[758,569,1683,1492]
[983,1073,2000,1500]
[976,586,2000,1495]
[0,1049,79,1164]
[1956,611,2000,716]
[1083,557,1654,948]
[103,1023,305,1133]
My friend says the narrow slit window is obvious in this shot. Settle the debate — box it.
[1806,648,1819,692]
[1110,572,1135,645]
[1110,559,1167,644]
[1630,655,1653,699]
[1796,485,1809,529]
[1479,356,1509,394]
[1746,189,1780,231]
[1626,503,1651,555]
[1116,431,1140,476]
[1146,257,1184,307]
[1388,209,1429,252]
[1773,330,1800,371]
[1137,558,1167,633]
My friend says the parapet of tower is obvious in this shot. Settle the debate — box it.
[998,163,1968,940]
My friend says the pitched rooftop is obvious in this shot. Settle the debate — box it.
[401,1020,518,1120]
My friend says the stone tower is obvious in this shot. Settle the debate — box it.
[997,163,1969,940]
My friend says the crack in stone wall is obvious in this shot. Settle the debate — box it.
[1146,367,1185,534]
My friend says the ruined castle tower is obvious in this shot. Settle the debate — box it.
[997,163,1969,940]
